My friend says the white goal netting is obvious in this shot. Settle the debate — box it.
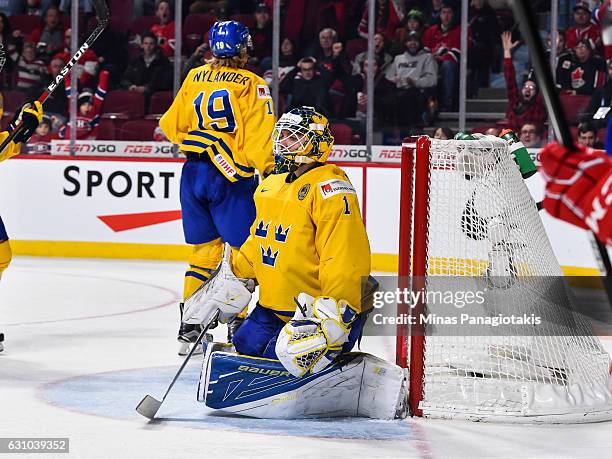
[401,136,612,423]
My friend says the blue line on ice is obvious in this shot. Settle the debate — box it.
[42,364,413,441]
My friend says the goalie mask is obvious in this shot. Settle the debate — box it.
[272,107,334,173]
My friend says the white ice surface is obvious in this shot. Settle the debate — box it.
[1,257,611,459]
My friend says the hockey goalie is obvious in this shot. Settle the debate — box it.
[181,106,407,420]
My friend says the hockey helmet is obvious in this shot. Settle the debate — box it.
[272,106,334,173]
[209,21,252,58]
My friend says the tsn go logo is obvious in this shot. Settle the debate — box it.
[63,166,176,198]
[328,147,368,160]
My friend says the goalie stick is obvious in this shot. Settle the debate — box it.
[136,310,220,420]
[0,43,6,74]
[0,0,109,154]
[510,0,612,300]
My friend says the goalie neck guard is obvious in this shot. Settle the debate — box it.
[272,106,334,174]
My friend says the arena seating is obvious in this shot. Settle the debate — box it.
[117,119,158,141]
[330,122,352,145]
[559,94,591,126]
[149,91,174,116]
[129,15,156,36]
[103,90,146,118]
[97,118,116,140]
[8,14,41,36]
[2,90,27,115]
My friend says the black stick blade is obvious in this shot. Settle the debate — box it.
[136,395,162,420]
[510,0,574,148]
[92,0,110,25]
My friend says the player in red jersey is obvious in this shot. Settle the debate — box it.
[539,141,612,245]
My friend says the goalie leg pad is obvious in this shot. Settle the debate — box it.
[183,239,223,299]
[199,349,406,420]
[182,243,253,324]
[0,215,11,277]
[0,240,10,277]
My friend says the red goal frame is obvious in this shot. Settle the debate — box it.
[397,136,432,417]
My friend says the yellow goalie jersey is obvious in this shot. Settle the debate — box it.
[0,95,20,162]
[159,64,276,181]
[0,131,20,162]
[233,164,371,315]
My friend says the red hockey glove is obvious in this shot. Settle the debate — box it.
[539,142,612,244]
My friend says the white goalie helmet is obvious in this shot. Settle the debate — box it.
[272,106,334,173]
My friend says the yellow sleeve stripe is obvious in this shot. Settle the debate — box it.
[187,130,255,173]
[182,130,255,180]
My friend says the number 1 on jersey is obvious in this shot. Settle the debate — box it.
[193,89,236,133]
[343,195,351,215]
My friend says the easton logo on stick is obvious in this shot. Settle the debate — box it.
[48,43,90,92]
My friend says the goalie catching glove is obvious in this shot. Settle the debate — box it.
[182,243,254,326]
[275,293,358,377]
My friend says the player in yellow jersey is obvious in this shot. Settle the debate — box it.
[159,20,276,354]
[183,106,372,372]
[181,109,407,419]
[0,99,44,352]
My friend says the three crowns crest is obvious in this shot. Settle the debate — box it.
[255,220,270,238]
[274,224,291,243]
[261,246,279,266]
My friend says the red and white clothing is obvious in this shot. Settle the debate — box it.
[422,24,471,63]
[150,21,175,58]
[16,56,47,90]
[540,142,612,246]
[358,0,405,42]
[26,133,54,154]
[53,48,99,88]
[565,24,602,53]
[595,0,612,60]
[59,70,109,140]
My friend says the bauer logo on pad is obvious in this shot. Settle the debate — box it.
[318,179,356,199]
[257,85,271,99]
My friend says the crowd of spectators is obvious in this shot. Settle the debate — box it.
[0,0,608,148]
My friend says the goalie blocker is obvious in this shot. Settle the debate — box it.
[198,343,408,420]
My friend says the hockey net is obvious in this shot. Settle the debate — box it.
[397,136,612,423]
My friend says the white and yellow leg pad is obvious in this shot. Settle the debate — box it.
[198,347,407,420]
[0,240,12,280]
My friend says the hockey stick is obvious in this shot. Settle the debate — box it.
[0,43,6,74]
[511,0,612,300]
[0,0,109,153]
[135,309,220,420]
[0,43,6,114]
[510,0,572,146]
